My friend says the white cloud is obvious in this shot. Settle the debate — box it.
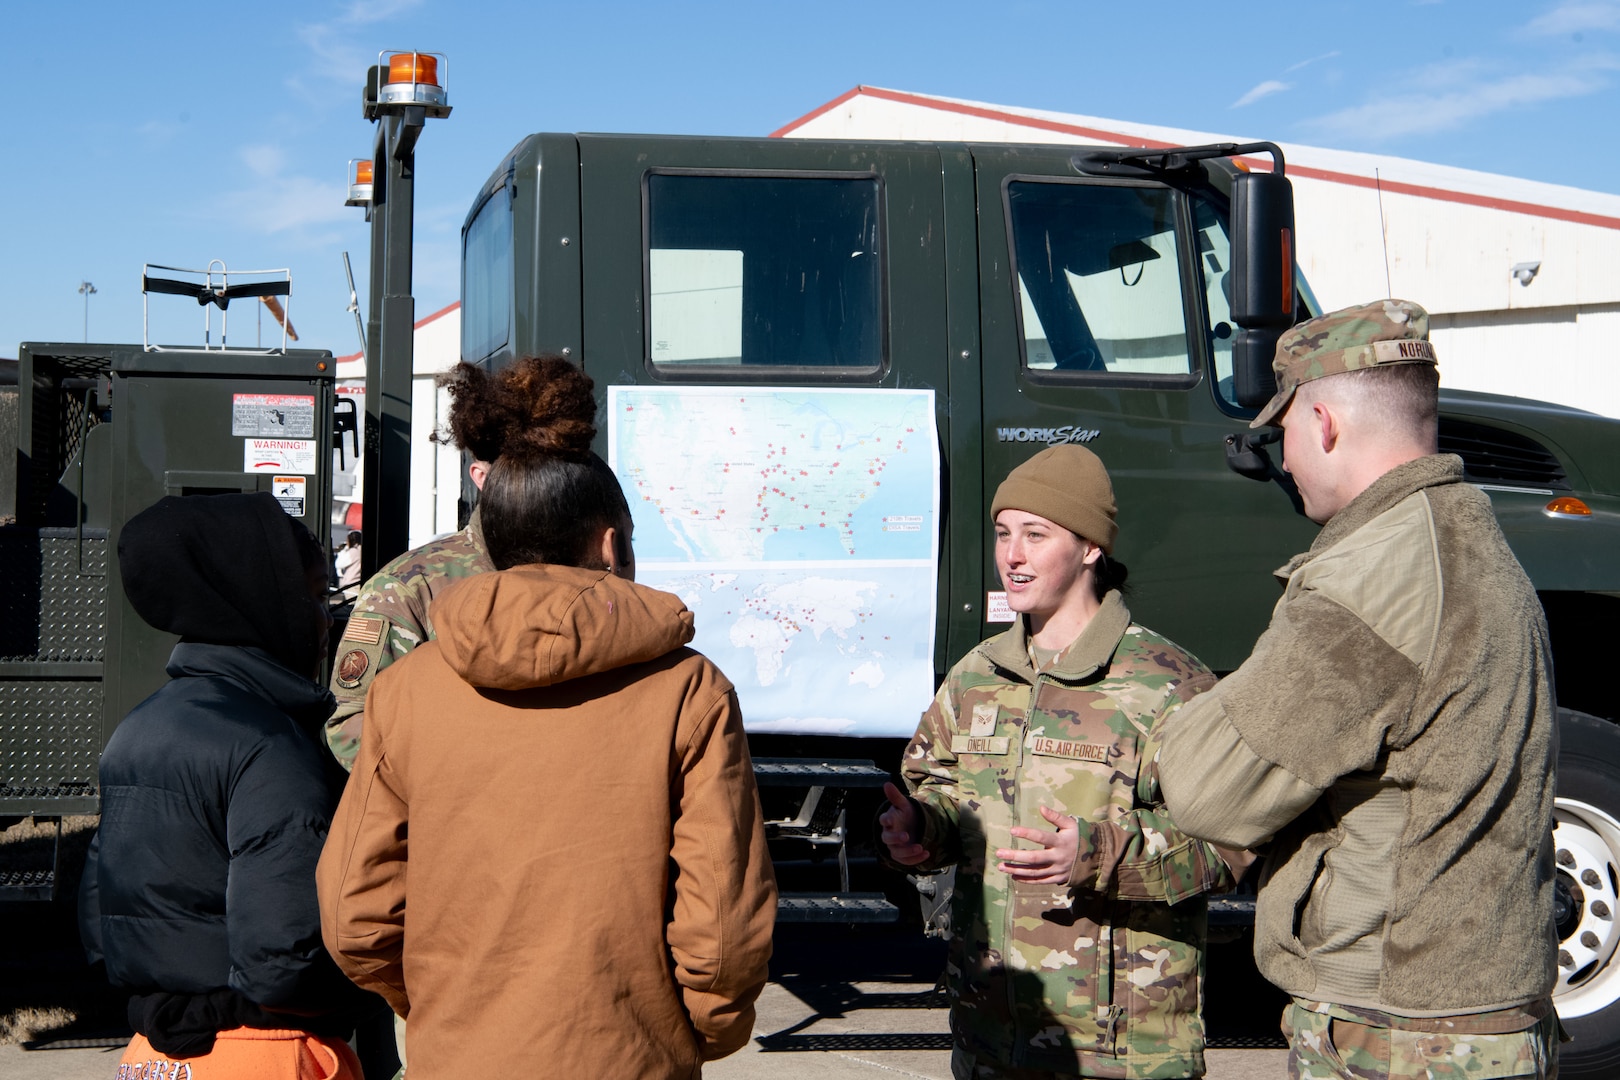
[240,145,286,178]
[295,0,428,87]
[1232,80,1291,108]
[217,176,353,238]
[1304,64,1611,142]
[1526,2,1620,36]
[1284,50,1341,74]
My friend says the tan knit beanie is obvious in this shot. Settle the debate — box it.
[990,445,1118,554]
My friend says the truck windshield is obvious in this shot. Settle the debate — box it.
[1007,180,1191,380]
[645,173,882,372]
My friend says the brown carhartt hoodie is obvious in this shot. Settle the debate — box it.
[318,563,776,1079]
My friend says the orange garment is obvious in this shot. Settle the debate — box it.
[116,1027,362,1079]
[318,564,776,1080]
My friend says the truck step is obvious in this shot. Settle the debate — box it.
[0,867,57,902]
[754,759,891,788]
[1208,895,1256,926]
[776,892,899,923]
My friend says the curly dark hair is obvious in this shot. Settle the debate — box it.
[459,357,632,572]
[435,355,597,463]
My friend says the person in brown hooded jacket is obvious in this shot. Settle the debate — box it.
[316,360,776,1079]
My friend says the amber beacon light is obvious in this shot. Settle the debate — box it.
[346,159,374,208]
[376,50,450,116]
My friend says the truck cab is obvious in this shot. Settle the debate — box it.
[458,132,1620,1070]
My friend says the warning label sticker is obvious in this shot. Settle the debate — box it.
[245,439,317,474]
[233,394,315,438]
[986,591,1015,624]
[271,475,306,517]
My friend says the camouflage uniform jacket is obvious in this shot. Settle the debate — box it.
[897,592,1231,1078]
[325,509,494,769]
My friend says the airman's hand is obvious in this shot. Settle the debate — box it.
[997,805,1082,885]
[879,782,930,866]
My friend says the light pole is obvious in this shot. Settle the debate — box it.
[350,50,450,578]
[78,281,97,342]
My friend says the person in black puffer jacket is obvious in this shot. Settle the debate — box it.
[79,492,370,1079]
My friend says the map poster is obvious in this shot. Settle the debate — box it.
[608,386,940,737]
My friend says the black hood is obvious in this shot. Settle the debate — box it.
[118,493,322,679]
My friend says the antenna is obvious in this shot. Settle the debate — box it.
[342,251,367,354]
[1375,168,1393,298]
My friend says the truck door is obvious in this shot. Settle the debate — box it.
[969,145,1316,672]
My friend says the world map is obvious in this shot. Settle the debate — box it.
[609,386,939,736]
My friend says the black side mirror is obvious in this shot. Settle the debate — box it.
[1230,171,1297,409]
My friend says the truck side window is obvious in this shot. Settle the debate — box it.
[1007,181,1192,382]
[645,173,883,373]
[462,186,514,365]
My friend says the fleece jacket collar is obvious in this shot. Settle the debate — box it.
[1277,454,1465,583]
[980,590,1131,684]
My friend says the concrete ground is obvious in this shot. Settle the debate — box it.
[0,995,1285,1080]
[0,924,1288,1079]
[708,977,1286,1079]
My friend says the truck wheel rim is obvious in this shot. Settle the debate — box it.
[1551,798,1620,1018]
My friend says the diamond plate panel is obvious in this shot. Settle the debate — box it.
[0,530,106,662]
[0,680,101,796]
[37,533,107,661]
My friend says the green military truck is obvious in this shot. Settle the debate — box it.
[3,132,1616,1073]
[452,132,1620,1074]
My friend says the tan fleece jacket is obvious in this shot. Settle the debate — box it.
[317,564,776,1079]
[1159,455,1558,1017]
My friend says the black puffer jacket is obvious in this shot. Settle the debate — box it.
[83,643,354,1015]
[79,493,361,1050]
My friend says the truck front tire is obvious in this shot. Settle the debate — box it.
[1552,708,1620,1079]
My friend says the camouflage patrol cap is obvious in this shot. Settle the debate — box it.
[1251,298,1436,428]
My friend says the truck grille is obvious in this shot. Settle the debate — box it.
[1439,419,1569,490]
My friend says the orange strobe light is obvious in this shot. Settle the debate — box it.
[376,50,449,111]
[1545,496,1592,517]
[388,52,438,87]
[346,159,375,208]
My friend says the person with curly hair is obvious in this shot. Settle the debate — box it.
[324,355,588,770]
[318,360,776,1078]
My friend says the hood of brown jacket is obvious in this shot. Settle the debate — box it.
[430,564,696,690]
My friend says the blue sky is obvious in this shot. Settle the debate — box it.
[6,0,1618,358]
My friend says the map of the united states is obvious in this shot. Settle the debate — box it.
[609,387,939,736]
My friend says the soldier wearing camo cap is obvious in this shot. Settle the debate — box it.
[879,443,1244,1079]
[1159,300,1561,1079]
